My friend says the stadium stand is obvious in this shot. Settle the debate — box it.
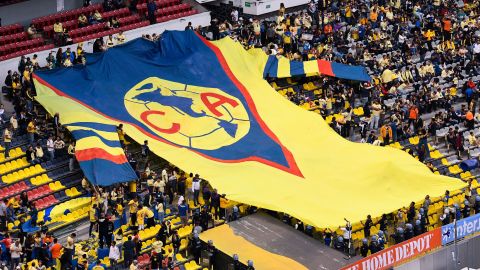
[0,0,200,61]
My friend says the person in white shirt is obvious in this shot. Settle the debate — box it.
[192,174,201,206]
[9,115,17,134]
[46,136,55,161]
[161,168,168,182]
[230,9,239,24]
[473,41,480,56]
[10,240,22,269]
[109,241,120,269]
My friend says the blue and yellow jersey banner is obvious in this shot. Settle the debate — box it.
[32,31,465,227]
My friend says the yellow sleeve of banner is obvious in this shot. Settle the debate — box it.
[303,60,319,76]
[276,57,291,78]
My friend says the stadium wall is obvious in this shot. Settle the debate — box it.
[0,11,211,87]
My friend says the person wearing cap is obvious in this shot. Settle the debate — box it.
[246,260,255,270]
[360,238,369,257]
[232,254,242,270]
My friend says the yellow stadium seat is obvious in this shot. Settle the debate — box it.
[49,183,56,191]
[175,253,186,262]
[409,136,419,145]
[472,180,479,188]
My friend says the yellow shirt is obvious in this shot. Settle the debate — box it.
[144,207,154,218]
[128,200,138,213]
[23,70,31,82]
[12,81,20,90]
[27,121,35,133]
[116,204,123,215]
[7,197,19,208]
[346,7,352,17]
[136,208,145,225]
[53,23,63,33]
[3,129,11,143]
[186,177,193,189]
[89,207,97,222]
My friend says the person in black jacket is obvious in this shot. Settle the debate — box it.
[189,233,202,263]
[171,230,180,254]
[210,189,221,220]
[157,221,169,246]
[123,236,135,268]
[98,214,113,248]
[206,240,217,269]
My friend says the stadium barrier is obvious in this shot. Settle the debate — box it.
[341,228,442,270]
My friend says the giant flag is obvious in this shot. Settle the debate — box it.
[32,31,465,227]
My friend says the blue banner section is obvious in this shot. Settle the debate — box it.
[441,213,480,245]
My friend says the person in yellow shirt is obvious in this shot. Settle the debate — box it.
[345,5,352,24]
[185,173,193,201]
[27,119,36,145]
[117,124,127,147]
[142,206,155,228]
[89,204,98,236]
[3,125,12,158]
[128,197,138,226]
[136,205,145,230]
[370,8,378,22]
[115,202,124,218]
[7,197,19,209]
[53,21,63,45]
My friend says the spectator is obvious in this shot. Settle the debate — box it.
[27,24,41,38]
[35,144,45,162]
[116,31,126,45]
[26,145,39,164]
[178,200,189,227]
[109,241,120,270]
[147,0,156,25]
[46,136,55,161]
[106,34,115,48]
[76,14,87,28]
[3,124,12,158]
[192,174,201,206]
[93,10,103,22]
[10,239,22,270]
[68,141,76,171]
[123,236,135,268]
[53,136,65,157]
[53,21,63,45]
[50,238,62,270]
